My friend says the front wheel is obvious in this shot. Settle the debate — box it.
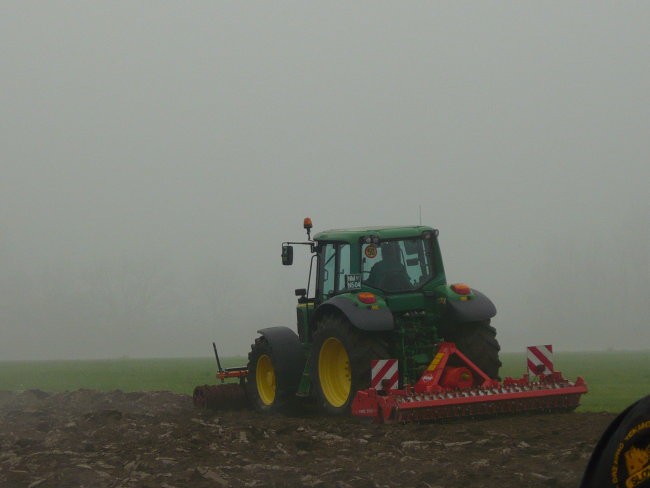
[310,316,389,415]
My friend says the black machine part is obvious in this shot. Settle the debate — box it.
[255,326,305,395]
[444,288,497,323]
[580,394,650,488]
[212,342,223,372]
[312,296,394,332]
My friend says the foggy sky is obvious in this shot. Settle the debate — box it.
[1,2,649,360]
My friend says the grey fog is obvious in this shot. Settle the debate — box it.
[1,2,648,360]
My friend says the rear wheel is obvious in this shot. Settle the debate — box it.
[310,316,389,415]
[246,337,293,412]
[444,321,502,379]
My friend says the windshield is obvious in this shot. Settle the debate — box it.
[361,238,435,292]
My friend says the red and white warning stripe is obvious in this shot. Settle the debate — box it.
[527,345,554,376]
[371,359,399,391]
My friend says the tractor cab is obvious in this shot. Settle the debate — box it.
[285,222,445,304]
[316,228,444,300]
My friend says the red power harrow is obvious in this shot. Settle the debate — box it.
[352,342,588,423]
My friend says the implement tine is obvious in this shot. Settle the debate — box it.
[213,342,224,373]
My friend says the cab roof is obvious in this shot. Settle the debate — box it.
[313,225,436,242]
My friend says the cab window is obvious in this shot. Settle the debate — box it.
[362,238,434,291]
[336,244,350,291]
[321,244,336,298]
[319,242,351,299]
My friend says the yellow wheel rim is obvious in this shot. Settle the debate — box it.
[256,354,276,406]
[318,337,351,408]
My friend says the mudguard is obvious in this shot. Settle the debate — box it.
[312,296,394,332]
[445,289,497,323]
[256,326,305,391]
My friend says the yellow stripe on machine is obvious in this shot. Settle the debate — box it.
[427,353,445,371]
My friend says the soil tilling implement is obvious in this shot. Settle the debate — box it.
[192,343,248,410]
[352,342,587,423]
[194,219,587,421]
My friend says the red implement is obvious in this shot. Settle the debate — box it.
[352,342,588,423]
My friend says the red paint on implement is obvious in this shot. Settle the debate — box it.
[352,342,588,423]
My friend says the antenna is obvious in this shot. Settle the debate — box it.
[418,205,422,225]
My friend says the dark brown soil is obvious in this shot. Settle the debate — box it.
[0,390,614,488]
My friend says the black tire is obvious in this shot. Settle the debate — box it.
[580,395,650,488]
[444,320,502,379]
[310,315,390,415]
[246,337,296,413]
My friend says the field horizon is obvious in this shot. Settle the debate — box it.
[2,351,647,413]
[4,347,648,363]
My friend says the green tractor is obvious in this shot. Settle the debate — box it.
[243,218,501,415]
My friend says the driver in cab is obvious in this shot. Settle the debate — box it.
[366,242,412,291]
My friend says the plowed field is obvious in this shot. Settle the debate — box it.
[0,390,614,488]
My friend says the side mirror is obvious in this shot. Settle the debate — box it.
[281,244,294,266]
[295,288,308,304]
